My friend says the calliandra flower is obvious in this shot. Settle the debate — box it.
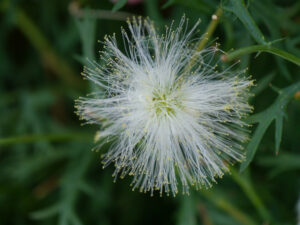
[75,16,254,196]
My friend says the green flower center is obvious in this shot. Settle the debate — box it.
[150,88,181,116]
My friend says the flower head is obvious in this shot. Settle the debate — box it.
[75,16,253,196]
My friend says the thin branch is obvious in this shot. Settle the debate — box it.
[222,45,300,67]
[69,1,134,21]
[0,133,92,146]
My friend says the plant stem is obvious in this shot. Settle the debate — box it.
[196,7,223,52]
[69,2,133,21]
[0,133,92,146]
[185,7,222,73]
[224,45,300,66]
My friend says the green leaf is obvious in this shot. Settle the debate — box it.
[69,212,83,225]
[75,15,96,61]
[78,181,95,196]
[176,196,197,225]
[31,204,60,220]
[230,168,271,222]
[240,81,300,171]
[162,0,212,13]
[112,0,128,12]
[258,153,300,177]
[241,120,270,171]
[145,0,164,24]
[250,1,292,81]
[251,72,275,95]
[162,0,175,9]
[274,115,283,154]
[200,189,257,225]
[224,0,267,45]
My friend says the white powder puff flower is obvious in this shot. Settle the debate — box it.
[75,16,253,196]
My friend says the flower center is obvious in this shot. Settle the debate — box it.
[150,88,180,117]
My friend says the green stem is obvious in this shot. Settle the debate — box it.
[230,168,271,223]
[185,7,222,72]
[224,45,300,66]
[196,7,223,52]
[0,133,92,146]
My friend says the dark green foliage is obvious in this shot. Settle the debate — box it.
[0,0,299,225]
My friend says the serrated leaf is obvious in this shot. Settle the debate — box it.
[112,0,128,12]
[240,119,271,172]
[240,81,300,171]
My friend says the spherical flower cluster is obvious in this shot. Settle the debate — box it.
[75,16,253,196]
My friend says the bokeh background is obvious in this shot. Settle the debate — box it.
[1,0,300,225]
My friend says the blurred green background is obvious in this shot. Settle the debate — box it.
[1,0,300,225]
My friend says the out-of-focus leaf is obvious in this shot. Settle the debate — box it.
[240,81,300,171]
[29,149,92,225]
[56,151,92,225]
[10,6,84,90]
[286,36,300,56]
[176,196,197,225]
[112,0,128,12]
[230,168,270,222]
[251,72,275,96]
[6,150,67,181]
[208,210,240,225]
[75,15,96,62]
[258,153,300,177]
[75,14,98,91]
[145,0,164,25]
[31,204,61,220]
[162,0,212,13]
[162,0,175,9]
[200,189,257,225]
[78,181,95,196]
